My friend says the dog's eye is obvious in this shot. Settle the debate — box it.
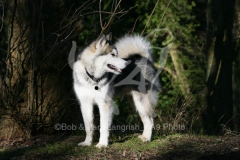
[111,53,115,57]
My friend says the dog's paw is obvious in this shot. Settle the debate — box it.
[78,141,91,146]
[95,143,107,148]
[138,135,150,142]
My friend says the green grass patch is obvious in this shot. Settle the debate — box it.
[1,134,240,159]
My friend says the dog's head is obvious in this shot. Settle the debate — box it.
[85,33,128,75]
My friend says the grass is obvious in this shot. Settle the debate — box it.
[0,134,240,159]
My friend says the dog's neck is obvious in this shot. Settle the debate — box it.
[85,67,107,83]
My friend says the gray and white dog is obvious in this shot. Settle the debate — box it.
[73,33,160,148]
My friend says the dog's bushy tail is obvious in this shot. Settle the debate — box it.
[115,35,153,62]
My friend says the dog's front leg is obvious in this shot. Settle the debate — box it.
[96,101,113,148]
[78,101,94,146]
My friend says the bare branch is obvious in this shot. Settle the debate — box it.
[99,0,122,34]
[163,67,177,79]
[130,16,140,33]
[141,0,160,36]
[152,0,172,43]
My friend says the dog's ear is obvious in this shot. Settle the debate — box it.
[106,32,112,43]
[95,34,107,49]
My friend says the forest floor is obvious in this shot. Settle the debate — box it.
[0,133,240,160]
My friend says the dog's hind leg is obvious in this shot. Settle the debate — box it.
[96,100,113,148]
[78,101,94,146]
[131,91,154,142]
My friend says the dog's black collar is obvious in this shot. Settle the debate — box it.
[85,68,108,83]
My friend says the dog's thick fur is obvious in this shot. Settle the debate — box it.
[73,33,160,148]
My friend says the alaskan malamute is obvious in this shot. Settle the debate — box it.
[73,33,160,148]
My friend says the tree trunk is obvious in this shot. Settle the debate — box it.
[4,0,48,137]
[203,0,235,134]
[1,0,81,138]
[232,0,240,132]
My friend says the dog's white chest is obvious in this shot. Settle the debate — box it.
[75,83,108,96]
[73,76,111,105]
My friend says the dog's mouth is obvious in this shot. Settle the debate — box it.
[107,64,122,73]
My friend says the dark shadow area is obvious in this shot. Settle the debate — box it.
[151,138,240,160]
[199,152,240,160]
[153,151,240,160]
[0,134,82,160]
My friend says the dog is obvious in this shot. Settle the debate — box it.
[73,33,160,148]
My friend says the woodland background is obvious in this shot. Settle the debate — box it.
[0,0,240,139]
